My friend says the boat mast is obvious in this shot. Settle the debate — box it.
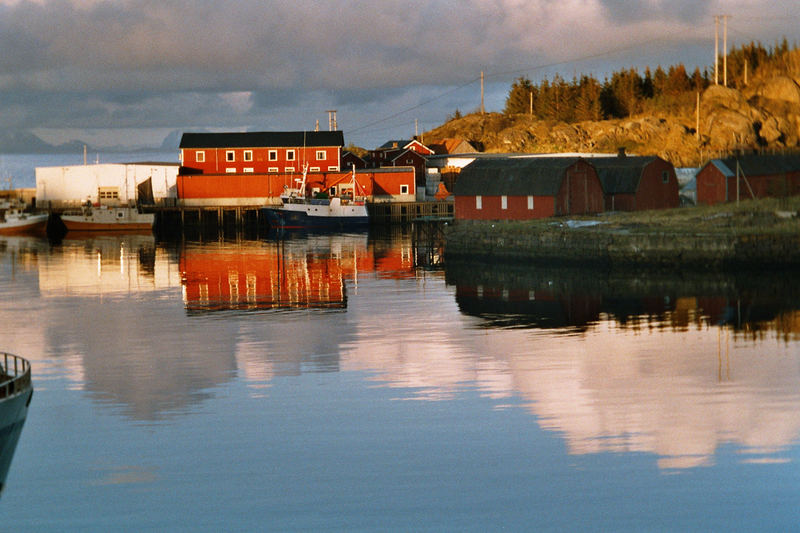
[298,162,309,197]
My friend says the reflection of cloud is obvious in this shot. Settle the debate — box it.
[476,321,800,469]
[343,277,800,469]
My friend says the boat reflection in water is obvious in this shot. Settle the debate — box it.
[0,352,32,496]
[444,259,800,468]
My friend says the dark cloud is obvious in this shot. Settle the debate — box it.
[0,0,796,148]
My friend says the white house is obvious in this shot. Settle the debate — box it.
[35,163,180,208]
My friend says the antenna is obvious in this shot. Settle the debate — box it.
[326,110,338,131]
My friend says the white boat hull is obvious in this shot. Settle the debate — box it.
[0,213,48,236]
[61,207,154,232]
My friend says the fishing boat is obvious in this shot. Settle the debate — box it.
[263,165,369,229]
[60,204,154,232]
[0,351,33,496]
[0,202,48,236]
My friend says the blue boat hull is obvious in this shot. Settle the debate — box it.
[263,207,369,229]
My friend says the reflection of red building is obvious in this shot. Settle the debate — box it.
[180,238,415,311]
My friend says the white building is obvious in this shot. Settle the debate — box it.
[35,163,180,208]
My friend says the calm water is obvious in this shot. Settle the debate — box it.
[1,229,799,531]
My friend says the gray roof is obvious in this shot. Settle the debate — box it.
[179,131,344,149]
[377,139,415,150]
[454,157,580,196]
[590,155,658,194]
[708,153,800,177]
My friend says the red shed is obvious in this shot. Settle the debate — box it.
[453,157,604,220]
[591,153,680,211]
[696,154,800,205]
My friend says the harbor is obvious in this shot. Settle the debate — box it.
[1,230,800,529]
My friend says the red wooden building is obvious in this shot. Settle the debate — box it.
[341,150,367,170]
[591,154,680,211]
[179,131,344,175]
[696,154,800,205]
[177,168,416,206]
[369,139,434,164]
[453,157,604,220]
[176,131,415,206]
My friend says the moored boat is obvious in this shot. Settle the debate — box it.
[0,351,33,496]
[60,205,154,232]
[0,203,48,236]
[263,165,369,229]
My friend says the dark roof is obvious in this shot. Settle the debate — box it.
[376,139,416,150]
[454,157,580,196]
[590,155,657,194]
[179,131,344,149]
[711,153,800,177]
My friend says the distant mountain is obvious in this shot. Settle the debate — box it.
[0,130,97,154]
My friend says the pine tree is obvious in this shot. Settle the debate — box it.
[504,77,535,115]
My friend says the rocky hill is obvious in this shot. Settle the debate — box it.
[425,51,800,167]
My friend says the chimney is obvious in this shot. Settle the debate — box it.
[617,147,626,158]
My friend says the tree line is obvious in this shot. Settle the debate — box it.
[503,40,796,122]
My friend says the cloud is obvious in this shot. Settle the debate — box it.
[0,0,797,148]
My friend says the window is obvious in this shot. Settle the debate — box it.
[328,166,338,171]
[527,195,534,210]
[268,167,279,173]
[316,150,326,160]
[310,166,320,172]
[226,168,236,173]
[662,170,669,184]
[244,150,253,162]
[501,195,508,210]
[285,167,295,173]
[98,187,119,200]
[400,184,409,195]
[244,167,254,173]
[330,186,337,195]
[226,150,235,162]
[286,150,295,161]
[407,159,413,164]
[476,195,482,210]
[269,150,278,161]
[196,150,205,163]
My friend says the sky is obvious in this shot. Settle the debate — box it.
[0,0,797,151]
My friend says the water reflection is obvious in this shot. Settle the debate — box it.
[1,232,799,469]
[446,259,800,339]
[445,259,800,468]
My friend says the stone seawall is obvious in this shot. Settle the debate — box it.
[444,220,800,269]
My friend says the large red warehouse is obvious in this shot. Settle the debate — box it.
[453,157,604,220]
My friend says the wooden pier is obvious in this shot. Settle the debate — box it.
[148,201,453,233]
[367,201,453,224]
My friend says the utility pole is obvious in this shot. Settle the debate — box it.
[722,15,729,87]
[714,15,719,85]
[480,71,485,114]
[696,92,700,140]
[326,110,338,131]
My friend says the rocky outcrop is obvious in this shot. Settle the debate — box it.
[426,73,800,167]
